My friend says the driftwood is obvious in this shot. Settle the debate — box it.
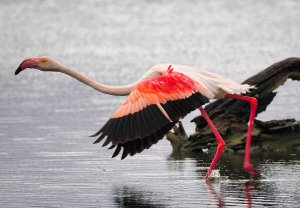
[166,58,300,156]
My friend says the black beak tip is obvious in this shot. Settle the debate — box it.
[15,67,22,75]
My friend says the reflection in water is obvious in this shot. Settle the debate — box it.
[206,180,259,208]
[113,186,166,208]
[206,181,225,208]
[111,174,264,208]
[112,181,261,208]
[244,180,259,208]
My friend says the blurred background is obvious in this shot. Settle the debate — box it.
[1,0,300,207]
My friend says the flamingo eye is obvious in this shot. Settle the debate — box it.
[40,57,48,63]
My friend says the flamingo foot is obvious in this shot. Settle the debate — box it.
[204,143,225,180]
[244,163,259,176]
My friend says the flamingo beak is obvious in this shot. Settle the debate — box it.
[15,65,22,75]
[15,58,39,75]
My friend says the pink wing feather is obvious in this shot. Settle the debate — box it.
[92,71,209,159]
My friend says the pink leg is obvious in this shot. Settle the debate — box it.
[226,94,259,176]
[199,107,225,180]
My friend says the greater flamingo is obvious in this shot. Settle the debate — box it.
[15,57,258,179]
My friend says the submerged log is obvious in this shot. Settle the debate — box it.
[166,58,300,156]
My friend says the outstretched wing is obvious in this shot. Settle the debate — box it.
[92,71,209,159]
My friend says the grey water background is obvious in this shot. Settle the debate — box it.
[1,0,300,207]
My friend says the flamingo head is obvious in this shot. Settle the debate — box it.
[15,56,59,75]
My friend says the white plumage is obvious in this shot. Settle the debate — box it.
[151,64,254,99]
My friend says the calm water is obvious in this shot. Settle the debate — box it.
[1,0,300,207]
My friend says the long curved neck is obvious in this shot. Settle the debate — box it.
[56,65,135,96]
